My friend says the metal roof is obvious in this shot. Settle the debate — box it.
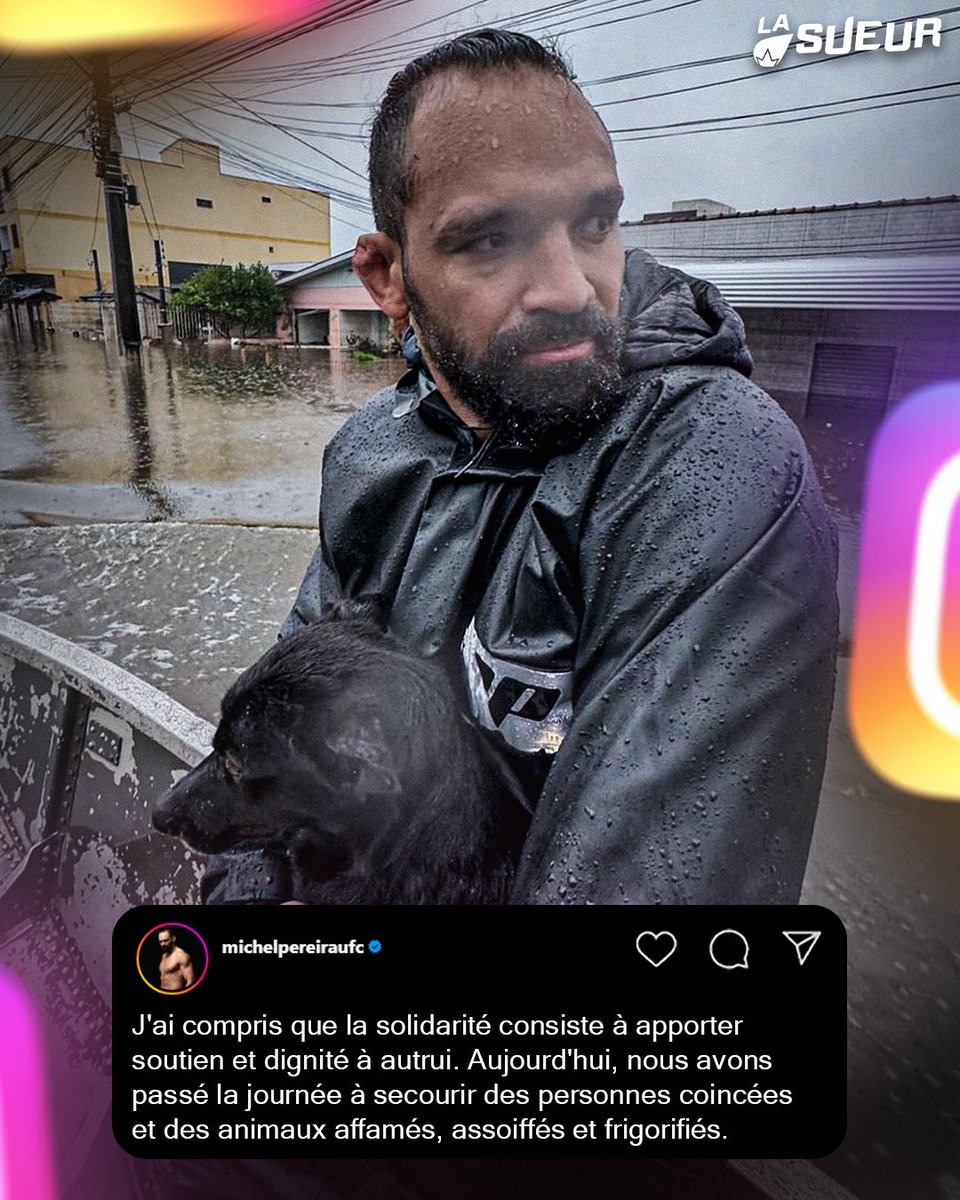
[623,194,960,227]
[9,286,61,303]
[276,250,356,287]
[672,254,960,310]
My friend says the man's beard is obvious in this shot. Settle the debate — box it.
[403,263,627,452]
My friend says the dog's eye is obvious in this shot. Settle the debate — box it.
[224,752,243,781]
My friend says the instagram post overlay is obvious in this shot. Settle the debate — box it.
[851,380,960,798]
[113,905,845,1159]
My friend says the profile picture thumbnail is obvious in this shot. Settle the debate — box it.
[136,923,209,996]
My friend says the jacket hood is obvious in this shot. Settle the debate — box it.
[619,247,753,378]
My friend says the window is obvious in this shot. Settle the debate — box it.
[10,223,18,248]
[261,195,272,203]
[196,198,213,209]
[807,342,896,420]
[268,245,274,253]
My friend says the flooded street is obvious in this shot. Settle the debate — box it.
[1,328,959,1200]
[0,333,400,526]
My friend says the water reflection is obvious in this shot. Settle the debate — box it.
[0,333,400,526]
[797,408,877,525]
[119,356,179,520]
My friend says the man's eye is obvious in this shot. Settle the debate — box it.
[462,230,512,254]
[579,214,616,240]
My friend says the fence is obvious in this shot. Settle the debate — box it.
[43,298,162,341]
[172,303,228,341]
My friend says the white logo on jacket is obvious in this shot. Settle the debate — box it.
[461,619,573,755]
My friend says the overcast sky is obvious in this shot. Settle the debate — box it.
[8,0,960,256]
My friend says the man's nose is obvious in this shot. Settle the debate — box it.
[521,228,596,315]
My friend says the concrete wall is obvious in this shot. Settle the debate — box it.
[0,138,331,300]
[284,282,377,310]
[623,198,960,261]
[740,307,960,422]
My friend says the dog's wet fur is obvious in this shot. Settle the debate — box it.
[153,607,529,903]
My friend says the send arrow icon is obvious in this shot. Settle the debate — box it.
[783,931,822,965]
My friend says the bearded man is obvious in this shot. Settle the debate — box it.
[282,28,839,905]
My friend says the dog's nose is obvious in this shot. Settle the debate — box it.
[152,793,183,836]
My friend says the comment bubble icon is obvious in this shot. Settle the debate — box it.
[709,929,750,970]
[635,931,677,967]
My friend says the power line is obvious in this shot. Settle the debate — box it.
[144,96,372,207]
[584,3,960,93]
[135,101,371,216]
[613,87,960,142]
[127,7,957,146]
[125,110,163,241]
[608,77,960,134]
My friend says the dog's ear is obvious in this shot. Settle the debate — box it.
[327,595,389,633]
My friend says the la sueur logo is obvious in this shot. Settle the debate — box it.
[753,14,941,67]
[850,382,960,800]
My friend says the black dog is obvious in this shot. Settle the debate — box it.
[153,608,529,903]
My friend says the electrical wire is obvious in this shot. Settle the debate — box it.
[609,77,960,136]
[144,96,372,207]
[125,110,162,241]
[89,181,101,252]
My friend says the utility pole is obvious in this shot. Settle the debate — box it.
[153,238,168,322]
[89,53,141,348]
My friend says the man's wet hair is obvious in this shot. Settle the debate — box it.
[369,28,575,244]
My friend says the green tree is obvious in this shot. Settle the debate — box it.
[171,262,283,337]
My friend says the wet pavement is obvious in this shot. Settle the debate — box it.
[1,332,958,1200]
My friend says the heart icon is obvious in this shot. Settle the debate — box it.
[635,931,677,967]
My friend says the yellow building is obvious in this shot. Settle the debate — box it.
[0,136,330,300]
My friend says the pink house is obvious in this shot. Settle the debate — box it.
[277,251,391,348]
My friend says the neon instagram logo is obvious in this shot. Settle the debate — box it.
[851,381,960,797]
[0,967,57,1200]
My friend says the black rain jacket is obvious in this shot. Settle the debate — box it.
[283,248,839,905]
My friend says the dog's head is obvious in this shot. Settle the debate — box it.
[153,606,471,869]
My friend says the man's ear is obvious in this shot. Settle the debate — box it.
[353,233,408,321]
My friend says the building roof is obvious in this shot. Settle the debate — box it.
[9,285,61,303]
[273,247,960,309]
[268,262,321,278]
[673,254,960,310]
[624,194,960,226]
[276,251,356,287]
[77,288,163,304]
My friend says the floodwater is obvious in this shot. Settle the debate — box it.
[0,324,869,642]
[0,331,401,527]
